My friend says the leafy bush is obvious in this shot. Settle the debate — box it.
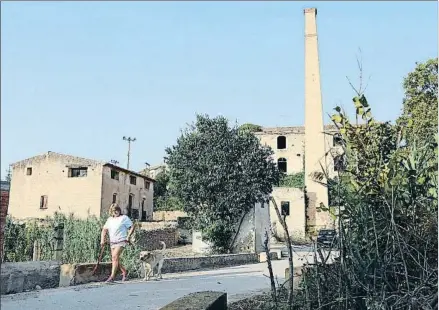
[153,170,184,211]
[294,93,438,309]
[279,172,305,189]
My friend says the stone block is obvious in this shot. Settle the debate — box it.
[159,291,227,310]
[258,251,279,263]
[1,261,61,295]
[59,264,76,287]
[59,262,113,287]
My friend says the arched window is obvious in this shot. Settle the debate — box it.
[277,158,287,173]
[277,136,287,149]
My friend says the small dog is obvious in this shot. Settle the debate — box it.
[139,241,166,281]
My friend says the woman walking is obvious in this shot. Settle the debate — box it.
[100,203,135,282]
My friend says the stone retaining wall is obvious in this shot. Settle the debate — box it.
[136,227,178,250]
[60,253,259,287]
[2,253,259,294]
[0,261,61,295]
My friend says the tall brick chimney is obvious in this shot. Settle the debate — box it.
[303,8,331,233]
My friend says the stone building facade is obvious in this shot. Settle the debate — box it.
[8,152,155,221]
[253,125,344,237]
[254,125,344,177]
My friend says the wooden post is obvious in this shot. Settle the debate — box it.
[33,240,41,261]
[53,223,64,261]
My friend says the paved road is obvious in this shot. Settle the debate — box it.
[1,261,290,310]
[1,248,338,310]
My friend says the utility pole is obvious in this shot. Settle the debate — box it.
[122,136,136,170]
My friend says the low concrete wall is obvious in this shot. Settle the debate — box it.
[160,291,227,310]
[60,253,259,287]
[162,253,258,274]
[1,261,61,295]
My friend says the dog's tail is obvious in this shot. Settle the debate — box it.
[159,241,166,251]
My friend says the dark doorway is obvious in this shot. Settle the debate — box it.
[141,198,147,221]
[281,201,290,216]
[128,194,134,217]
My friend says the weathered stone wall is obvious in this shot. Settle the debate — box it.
[138,221,177,230]
[153,211,187,221]
[136,227,178,250]
[270,187,306,240]
[176,216,192,244]
[254,200,271,252]
[60,253,259,287]
[59,262,110,286]
[8,152,104,220]
[0,261,61,295]
[139,219,192,246]
[231,209,255,254]
[254,125,340,177]
[193,201,271,254]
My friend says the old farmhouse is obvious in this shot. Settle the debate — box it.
[8,151,155,221]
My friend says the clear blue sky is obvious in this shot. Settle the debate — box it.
[1,1,437,178]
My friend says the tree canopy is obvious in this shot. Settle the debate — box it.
[238,123,263,133]
[153,170,184,211]
[398,58,438,146]
[165,114,280,252]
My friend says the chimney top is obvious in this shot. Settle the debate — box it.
[304,8,317,16]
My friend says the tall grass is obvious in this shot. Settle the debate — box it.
[3,213,143,278]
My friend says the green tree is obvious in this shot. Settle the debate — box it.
[153,170,169,199]
[398,58,438,146]
[153,170,184,211]
[165,115,280,252]
[238,123,263,133]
